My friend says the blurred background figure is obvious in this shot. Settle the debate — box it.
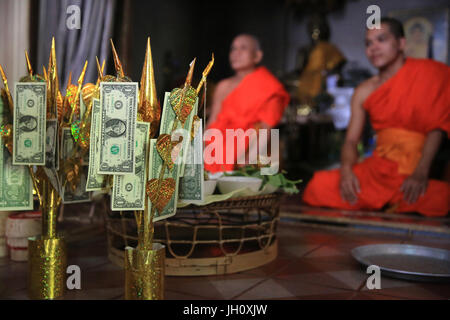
[302,18,449,217]
[205,34,290,173]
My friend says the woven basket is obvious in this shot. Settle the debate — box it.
[104,193,283,275]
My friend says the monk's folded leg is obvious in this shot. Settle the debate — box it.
[302,157,397,211]
[302,169,357,210]
[393,179,450,217]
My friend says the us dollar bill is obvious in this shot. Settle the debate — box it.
[98,82,138,175]
[43,119,61,193]
[61,127,91,203]
[13,82,46,165]
[0,145,34,210]
[61,127,74,158]
[148,139,179,222]
[111,122,150,210]
[86,99,106,191]
[62,166,91,204]
[179,118,204,203]
[159,91,198,177]
[45,119,58,169]
[0,96,33,211]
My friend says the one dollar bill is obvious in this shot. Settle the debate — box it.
[86,99,106,191]
[13,82,46,165]
[179,118,204,203]
[159,92,198,177]
[111,122,150,210]
[0,145,34,210]
[61,127,91,203]
[43,118,61,193]
[98,82,138,175]
[0,96,33,211]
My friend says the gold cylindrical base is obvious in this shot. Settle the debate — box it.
[28,236,67,300]
[125,243,165,300]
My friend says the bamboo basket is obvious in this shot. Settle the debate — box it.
[103,193,283,276]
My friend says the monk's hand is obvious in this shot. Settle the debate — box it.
[339,167,360,205]
[400,170,428,204]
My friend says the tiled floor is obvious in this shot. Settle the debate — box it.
[1,216,449,300]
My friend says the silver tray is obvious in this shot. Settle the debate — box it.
[351,244,450,282]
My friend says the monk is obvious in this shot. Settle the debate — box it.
[302,18,449,217]
[205,34,290,173]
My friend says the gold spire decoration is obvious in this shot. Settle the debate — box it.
[185,58,196,87]
[25,51,33,77]
[47,37,60,118]
[95,57,105,85]
[42,66,48,81]
[0,64,14,115]
[110,39,125,78]
[138,37,160,136]
[196,53,214,94]
[68,61,88,124]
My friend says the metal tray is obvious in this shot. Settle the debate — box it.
[351,244,450,282]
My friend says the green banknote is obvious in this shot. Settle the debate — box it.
[179,118,204,203]
[45,119,58,169]
[148,139,179,222]
[13,82,46,165]
[159,92,198,177]
[61,127,74,158]
[111,121,150,211]
[0,96,33,210]
[86,99,107,191]
[0,145,34,210]
[61,127,91,203]
[43,119,61,193]
[98,82,138,175]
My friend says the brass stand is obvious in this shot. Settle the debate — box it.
[124,243,165,300]
[28,181,66,299]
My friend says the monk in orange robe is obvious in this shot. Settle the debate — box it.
[303,18,449,217]
[205,34,290,173]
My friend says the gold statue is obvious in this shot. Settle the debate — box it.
[297,15,346,109]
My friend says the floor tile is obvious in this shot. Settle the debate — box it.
[270,278,351,298]
[241,257,293,277]
[235,279,296,300]
[1,210,448,300]
[278,244,321,259]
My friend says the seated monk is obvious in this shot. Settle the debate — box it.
[302,17,449,217]
[205,34,290,173]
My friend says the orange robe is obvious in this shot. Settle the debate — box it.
[205,66,290,173]
[303,58,450,217]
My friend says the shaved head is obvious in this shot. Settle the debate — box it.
[229,34,263,73]
[234,34,261,52]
